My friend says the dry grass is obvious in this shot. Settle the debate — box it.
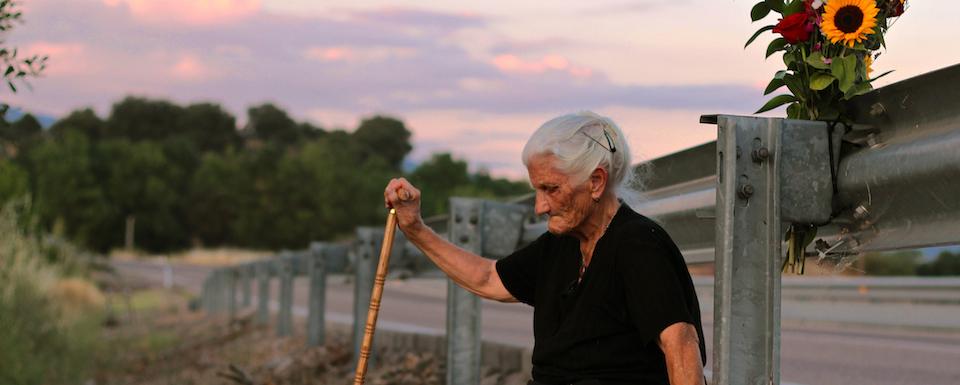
[111,247,269,267]
[48,277,106,322]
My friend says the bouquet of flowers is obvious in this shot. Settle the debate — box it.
[747,0,907,121]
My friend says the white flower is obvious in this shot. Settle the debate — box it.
[812,0,825,9]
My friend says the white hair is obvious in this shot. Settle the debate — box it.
[522,111,648,203]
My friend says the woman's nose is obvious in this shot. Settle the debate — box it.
[534,193,550,216]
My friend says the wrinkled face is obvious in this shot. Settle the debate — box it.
[527,154,594,235]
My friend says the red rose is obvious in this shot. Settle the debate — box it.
[889,2,905,17]
[773,13,812,44]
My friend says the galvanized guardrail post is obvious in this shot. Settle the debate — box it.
[277,252,295,337]
[711,115,785,385]
[241,263,252,307]
[353,227,382,363]
[227,268,238,319]
[447,198,484,385]
[307,242,327,347]
[447,198,530,385]
[256,260,271,325]
[211,270,225,314]
[201,275,211,312]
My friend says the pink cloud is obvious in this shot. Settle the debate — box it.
[170,55,212,81]
[102,0,260,26]
[492,54,593,78]
[304,47,354,62]
[21,41,88,76]
[302,45,418,63]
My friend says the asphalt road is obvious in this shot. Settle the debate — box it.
[112,260,960,385]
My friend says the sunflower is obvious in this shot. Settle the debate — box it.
[864,54,874,78]
[821,0,880,47]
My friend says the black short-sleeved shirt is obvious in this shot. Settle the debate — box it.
[496,204,705,385]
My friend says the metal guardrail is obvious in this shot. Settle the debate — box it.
[693,276,960,305]
[198,63,960,385]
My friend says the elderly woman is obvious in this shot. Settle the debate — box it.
[383,111,705,385]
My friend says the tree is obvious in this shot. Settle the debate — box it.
[298,121,326,141]
[0,157,26,203]
[29,131,115,251]
[863,250,920,276]
[4,113,40,140]
[105,96,185,141]
[94,139,187,252]
[409,153,470,217]
[917,251,960,276]
[0,0,46,103]
[187,150,252,246]
[49,108,105,140]
[0,113,41,158]
[245,103,300,145]
[471,170,531,198]
[178,102,240,152]
[353,115,411,170]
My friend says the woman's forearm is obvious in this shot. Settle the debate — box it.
[402,221,514,302]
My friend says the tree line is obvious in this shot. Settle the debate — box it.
[0,97,530,253]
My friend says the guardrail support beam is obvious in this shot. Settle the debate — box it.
[447,198,484,385]
[712,116,783,385]
[227,268,238,319]
[277,253,294,337]
[308,242,327,347]
[256,261,270,325]
[353,227,382,364]
[241,264,252,307]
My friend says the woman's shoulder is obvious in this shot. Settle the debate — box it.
[610,204,670,242]
[608,205,684,266]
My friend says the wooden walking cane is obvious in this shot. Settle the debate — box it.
[353,189,408,384]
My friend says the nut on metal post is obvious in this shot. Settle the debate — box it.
[853,204,870,220]
[751,147,769,163]
[738,184,755,200]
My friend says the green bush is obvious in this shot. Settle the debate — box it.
[0,198,102,385]
[862,250,920,276]
[917,251,960,276]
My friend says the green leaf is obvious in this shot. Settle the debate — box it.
[751,2,771,21]
[4,65,13,76]
[831,54,857,93]
[782,0,804,15]
[782,51,797,67]
[843,82,874,100]
[7,81,16,93]
[766,38,788,58]
[805,52,831,70]
[765,0,784,13]
[868,69,894,83]
[786,102,802,119]
[755,94,798,114]
[842,54,857,89]
[764,77,786,95]
[783,73,804,99]
[745,25,775,48]
[809,73,836,90]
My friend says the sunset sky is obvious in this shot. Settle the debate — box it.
[6,0,956,177]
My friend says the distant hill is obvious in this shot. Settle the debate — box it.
[3,106,57,128]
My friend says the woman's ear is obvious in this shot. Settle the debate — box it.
[589,167,608,199]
